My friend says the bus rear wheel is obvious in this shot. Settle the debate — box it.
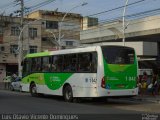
[63,85,73,102]
[30,83,37,97]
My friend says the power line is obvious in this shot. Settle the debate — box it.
[46,0,155,27]
[24,0,56,15]
[0,1,16,9]
[1,15,160,50]
[3,15,160,45]
[3,10,160,46]
[1,0,159,45]
[60,12,160,40]
[61,6,160,37]
[87,0,148,17]
[2,7,160,46]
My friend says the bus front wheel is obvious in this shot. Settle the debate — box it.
[63,85,73,102]
[30,83,37,97]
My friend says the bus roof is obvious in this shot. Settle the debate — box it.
[24,45,135,58]
[25,51,50,58]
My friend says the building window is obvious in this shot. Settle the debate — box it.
[29,28,37,39]
[10,45,18,54]
[11,27,20,36]
[46,21,58,29]
[66,41,74,46]
[42,37,48,42]
[87,17,98,27]
[0,46,5,51]
[29,46,37,53]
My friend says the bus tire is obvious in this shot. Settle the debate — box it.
[63,85,73,102]
[30,83,37,97]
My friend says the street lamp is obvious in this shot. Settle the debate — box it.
[58,2,88,49]
[122,0,129,46]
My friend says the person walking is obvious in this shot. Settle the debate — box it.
[140,72,148,95]
[151,70,159,96]
[156,72,160,95]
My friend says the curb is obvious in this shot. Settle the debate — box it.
[132,96,160,103]
[140,98,160,103]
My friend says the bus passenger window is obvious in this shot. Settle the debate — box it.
[63,54,77,72]
[36,58,42,72]
[42,57,50,72]
[22,58,31,76]
[51,55,63,72]
[91,52,97,72]
[31,58,39,72]
[78,53,91,72]
[78,52,97,73]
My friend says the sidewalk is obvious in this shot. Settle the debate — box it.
[0,82,5,90]
[133,94,160,103]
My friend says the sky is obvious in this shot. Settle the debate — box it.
[0,0,160,22]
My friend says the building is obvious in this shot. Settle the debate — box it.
[0,16,42,82]
[26,10,83,49]
[80,15,160,70]
[0,10,83,82]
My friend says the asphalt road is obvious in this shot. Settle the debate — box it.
[0,90,159,120]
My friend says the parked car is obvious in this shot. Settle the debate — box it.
[10,77,22,91]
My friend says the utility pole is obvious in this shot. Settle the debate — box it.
[15,0,24,77]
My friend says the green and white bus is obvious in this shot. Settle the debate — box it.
[21,45,138,102]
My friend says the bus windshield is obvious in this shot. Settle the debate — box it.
[102,46,135,64]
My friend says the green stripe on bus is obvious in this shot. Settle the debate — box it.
[44,73,73,90]
[22,73,73,90]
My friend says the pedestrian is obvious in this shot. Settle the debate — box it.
[11,73,17,82]
[151,70,159,96]
[140,72,148,95]
[156,72,160,95]
[146,76,152,95]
